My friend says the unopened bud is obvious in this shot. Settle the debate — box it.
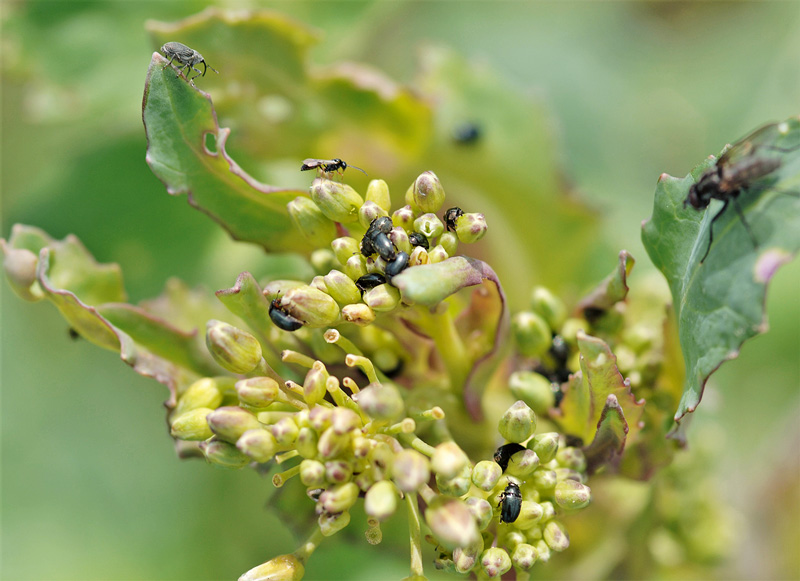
[472,460,502,491]
[310,178,363,223]
[513,501,544,531]
[201,438,251,469]
[330,407,361,434]
[554,479,591,510]
[511,543,538,570]
[366,179,391,212]
[365,480,399,520]
[271,417,299,445]
[236,377,280,409]
[455,212,487,243]
[363,284,401,312]
[320,482,359,513]
[317,427,349,459]
[319,510,351,537]
[556,447,587,472]
[309,275,328,293]
[325,460,353,483]
[342,303,377,326]
[238,554,305,581]
[531,286,567,330]
[207,406,262,444]
[534,539,551,563]
[530,432,559,464]
[354,382,404,420]
[438,232,458,256]
[480,547,511,578]
[511,311,552,358]
[369,442,395,479]
[453,537,484,573]
[410,171,446,214]
[310,248,337,274]
[392,449,430,492]
[543,520,570,552]
[288,196,337,246]
[174,377,225,417]
[505,449,540,478]
[344,255,367,280]
[465,497,494,530]
[206,320,263,374]
[296,427,318,459]
[432,442,470,480]
[408,246,429,267]
[300,459,326,487]
[413,213,445,239]
[303,363,329,406]
[308,407,331,431]
[171,408,214,441]
[498,401,537,443]
[425,496,481,550]
[283,286,340,327]
[531,468,557,491]
[358,200,389,229]
[2,246,39,300]
[427,244,449,264]
[237,428,278,463]
[436,465,472,497]
[509,371,556,415]
[331,237,360,265]
[392,205,416,230]
[388,227,412,254]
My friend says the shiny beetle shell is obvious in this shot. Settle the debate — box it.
[498,481,522,524]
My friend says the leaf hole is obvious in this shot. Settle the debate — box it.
[204,132,219,155]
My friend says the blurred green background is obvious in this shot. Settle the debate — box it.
[2,2,799,579]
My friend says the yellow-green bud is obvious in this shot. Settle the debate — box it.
[554,480,591,510]
[310,248,337,274]
[206,320,263,374]
[171,408,214,441]
[555,468,584,483]
[480,547,511,578]
[2,246,39,301]
[392,449,430,492]
[310,275,328,294]
[439,232,458,256]
[560,317,586,345]
[263,280,305,300]
[323,270,361,305]
[363,283,401,312]
[509,371,556,415]
[432,442,470,480]
[236,377,280,410]
[174,377,225,417]
[365,179,391,212]
[388,227,412,254]
[296,427,318,458]
[354,382,404,420]
[207,406,262,444]
[455,212,487,243]
[283,286,340,327]
[413,213,445,239]
[331,237,360,265]
[238,554,305,581]
[502,530,526,550]
[472,460,502,491]
[465,497,494,530]
[320,482,359,514]
[513,501,544,531]
[237,428,278,463]
[436,465,472,497]
[325,460,353,483]
[498,401,537,443]
[556,447,587,472]
[364,480,398,521]
[511,311,552,358]
[410,171,446,214]
[511,543,538,570]
[201,438,251,469]
[543,520,570,552]
[453,537,484,574]
[344,255,367,280]
[300,459,326,487]
[358,200,389,229]
[531,468,557,491]
[425,496,481,551]
[355,467,377,491]
[310,178,363,223]
[288,196,337,247]
[408,246,429,266]
[427,244,449,264]
[330,407,361,434]
[392,205,416,230]
[317,426,349,459]
[505,449,540,478]
[319,510,351,537]
[342,303,376,326]
[308,407,331,431]
[369,442,394,480]
[271,417,299,445]
[534,540,551,563]
[540,501,556,521]
[530,286,567,330]
[530,432,559,464]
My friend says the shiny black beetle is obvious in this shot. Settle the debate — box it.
[408,231,430,250]
[443,207,464,232]
[355,273,387,293]
[269,297,303,331]
[493,443,526,473]
[498,481,522,524]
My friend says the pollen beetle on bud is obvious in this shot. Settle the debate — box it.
[493,443,526,473]
[498,481,522,524]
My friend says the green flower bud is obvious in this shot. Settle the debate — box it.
[352,435,372,458]
[465,497,494,531]
[354,382,404,420]
[472,460,502,491]
[411,171,446,213]
[310,178,363,223]
[436,465,472,497]
[271,417,299,445]
[530,286,567,330]
[511,311,552,358]
[453,537,484,574]
[2,246,39,300]
[513,501,544,531]
[540,501,556,521]
[344,255,367,280]
[530,432,559,464]
[480,547,512,578]
[366,179,391,212]
[392,205,416,230]
[392,449,430,492]
[534,539,551,563]
[413,213,445,239]
[310,248,338,274]
[498,401,537,443]
[330,407,361,435]
[511,543,538,570]
[438,232,458,256]
[425,496,481,551]
[303,363,329,407]
[300,459,326,487]
[263,280,305,300]
[355,467,377,491]
[555,468,584,483]
[432,442,470,480]
[320,482,359,513]
[505,450,540,478]
[369,442,395,479]
[171,408,214,441]
[331,237,360,265]
[341,303,376,326]
[363,283,401,312]
[543,520,570,552]
[288,196,337,247]
[560,317,586,345]
[455,212,488,244]
[509,371,556,415]
[325,460,353,483]
[554,479,591,510]
[358,200,389,229]
[556,447,587,472]
[308,407,331,431]
[236,377,280,410]
[206,320,263,374]
[207,406,262,444]
[174,377,225,417]
[502,530,527,550]
[531,468,557,491]
[238,553,305,581]
[296,427,318,459]
[283,286,340,327]
[317,426,349,459]
[388,227,412,255]
[427,245,449,264]
[237,428,278,463]
[408,246,429,267]
[201,438,251,469]
[309,275,328,294]
[319,510,351,537]
[365,480,399,521]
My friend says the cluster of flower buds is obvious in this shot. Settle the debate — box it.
[279,171,488,329]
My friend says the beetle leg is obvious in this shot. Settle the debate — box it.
[161,54,177,70]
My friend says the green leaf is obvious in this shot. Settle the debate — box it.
[576,250,634,315]
[582,395,628,475]
[642,116,800,426]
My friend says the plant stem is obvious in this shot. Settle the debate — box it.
[406,493,425,578]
